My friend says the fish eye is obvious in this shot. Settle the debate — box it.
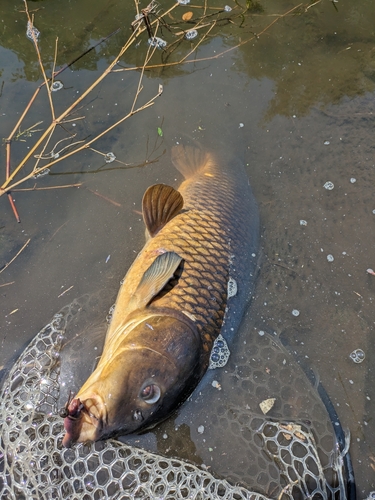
[140,384,161,404]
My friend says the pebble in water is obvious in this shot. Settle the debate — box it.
[323,181,334,190]
[349,349,365,364]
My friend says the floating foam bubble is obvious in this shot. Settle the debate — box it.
[227,277,237,298]
[104,152,116,163]
[209,333,230,369]
[349,349,365,363]
[185,29,198,40]
[26,21,40,42]
[51,81,63,92]
[148,37,167,49]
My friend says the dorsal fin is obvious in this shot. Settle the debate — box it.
[171,145,212,179]
[142,184,183,238]
[130,251,183,310]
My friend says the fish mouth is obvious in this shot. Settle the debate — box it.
[62,395,106,448]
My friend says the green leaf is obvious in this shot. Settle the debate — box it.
[157,127,163,137]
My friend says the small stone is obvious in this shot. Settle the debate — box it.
[299,220,307,226]
[350,178,356,183]
[324,140,330,145]
[292,309,300,317]
[323,181,334,190]
[327,254,334,262]
[198,425,205,434]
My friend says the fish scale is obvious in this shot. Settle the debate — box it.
[62,145,260,445]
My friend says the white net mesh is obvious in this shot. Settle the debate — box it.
[0,297,349,499]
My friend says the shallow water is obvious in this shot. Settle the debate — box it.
[1,0,374,496]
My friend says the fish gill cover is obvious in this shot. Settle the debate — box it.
[0,294,350,499]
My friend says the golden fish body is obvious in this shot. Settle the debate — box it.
[63,145,259,446]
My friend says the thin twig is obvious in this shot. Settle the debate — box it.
[0,238,31,274]
[23,1,55,120]
[7,194,21,223]
[0,3,163,194]
[86,188,122,207]
[58,285,74,298]
[0,281,15,288]
[49,220,70,242]
[115,3,303,72]
[13,183,82,192]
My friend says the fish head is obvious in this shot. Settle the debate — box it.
[62,314,202,446]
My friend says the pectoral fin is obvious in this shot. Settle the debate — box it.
[131,251,183,309]
[142,184,183,238]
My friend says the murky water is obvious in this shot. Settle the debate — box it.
[1,0,374,497]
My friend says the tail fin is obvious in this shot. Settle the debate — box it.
[171,145,213,179]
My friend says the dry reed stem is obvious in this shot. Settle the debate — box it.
[2,44,163,193]
[0,282,15,288]
[13,183,82,192]
[0,238,31,274]
[1,0,307,203]
[6,194,21,223]
[86,188,122,208]
[1,3,172,196]
[115,3,303,73]
[24,2,55,120]
[57,285,74,298]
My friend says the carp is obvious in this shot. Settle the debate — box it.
[62,144,259,446]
